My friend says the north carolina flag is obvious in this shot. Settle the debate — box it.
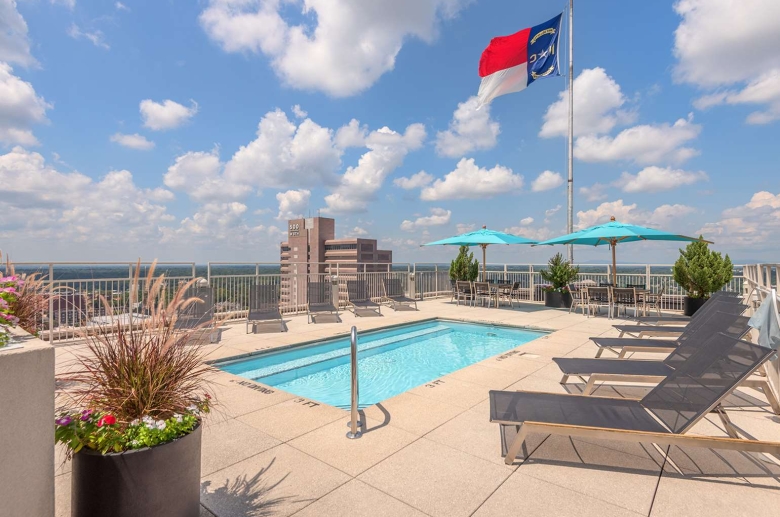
[477,13,562,106]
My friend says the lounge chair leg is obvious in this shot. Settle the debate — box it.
[753,379,780,415]
[504,424,530,465]
[617,349,628,359]
[715,408,740,439]
[560,374,569,384]
[582,376,598,395]
[595,347,604,358]
[652,443,684,476]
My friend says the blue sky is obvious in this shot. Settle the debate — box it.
[1,0,779,264]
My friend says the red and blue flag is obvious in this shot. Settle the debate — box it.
[477,13,562,106]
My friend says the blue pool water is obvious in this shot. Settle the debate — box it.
[216,320,545,409]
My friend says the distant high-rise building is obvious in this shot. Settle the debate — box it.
[279,217,393,306]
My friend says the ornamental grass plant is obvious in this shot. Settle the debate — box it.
[56,260,213,455]
[2,252,50,336]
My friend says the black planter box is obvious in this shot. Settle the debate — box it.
[71,422,201,517]
[683,296,707,317]
[544,291,572,309]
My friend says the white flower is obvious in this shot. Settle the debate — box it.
[142,416,154,425]
[174,414,183,423]
[156,420,166,430]
[130,419,140,426]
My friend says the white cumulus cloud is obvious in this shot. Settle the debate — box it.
[225,108,343,190]
[674,0,780,124]
[140,99,198,131]
[110,133,155,150]
[531,170,563,192]
[0,146,174,244]
[435,96,499,158]
[617,166,707,193]
[0,63,51,146]
[699,191,780,251]
[540,68,635,138]
[199,0,469,97]
[574,116,701,165]
[579,183,608,202]
[420,158,523,201]
[0,0,37,67]
[401,207,451,231]
[164,149,251,203]
[394,171,434,190]
[576,199,696,230]
[275,189,311,220]
[324,123,426,213]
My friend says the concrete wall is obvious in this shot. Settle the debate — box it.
[0,328,55,517]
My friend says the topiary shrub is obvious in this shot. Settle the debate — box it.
[539,253,580,293]
[449,246,480,282]
[672,239,733,299]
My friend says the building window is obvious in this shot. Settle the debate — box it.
[325,244,357,251]
[360,243,374,251]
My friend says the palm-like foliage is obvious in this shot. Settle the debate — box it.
[673,239,733,299]
[539,253,580,290]
[449,246,480,281]
[59,260,213,423]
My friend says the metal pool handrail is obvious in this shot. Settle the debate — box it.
[346,326,362,439]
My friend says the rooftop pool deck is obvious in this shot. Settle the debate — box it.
[54,298,780,517]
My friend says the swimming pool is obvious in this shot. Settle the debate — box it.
[216,320,545,409]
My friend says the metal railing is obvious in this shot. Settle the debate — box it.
[1,260,751,342]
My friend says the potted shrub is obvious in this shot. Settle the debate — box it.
[539,253,580,308]
[55,261,213,517]
[672,239,733,316]
[449,245,480,282]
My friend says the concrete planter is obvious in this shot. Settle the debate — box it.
[544,291,572,309]
[683,296,707,317]
[71,422,201,517]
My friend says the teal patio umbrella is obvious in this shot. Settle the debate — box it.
[423,226,538,280]
[536,216,710,286]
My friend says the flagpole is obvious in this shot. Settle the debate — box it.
[567,0,574,264]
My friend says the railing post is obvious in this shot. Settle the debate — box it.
[48,263,54,343]
[646,264,651,291]
[435,264,438,297]
[529,265,535,302]
[206,262,211,285]
[191,262,196,280]
[346,326,362,439]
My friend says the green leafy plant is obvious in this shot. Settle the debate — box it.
[539,253,580,293]
[56,260,213,457]
[449,246,480,282]
[672,239,733,299]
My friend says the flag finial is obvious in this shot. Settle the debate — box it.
[482,225,487,229]
[610,216,616,221]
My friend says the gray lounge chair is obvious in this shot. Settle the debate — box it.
[381,278,418,311]
[490,333,780,467]
[175,284,220,344]
[247,284,285,333]
[346,280,382,317]
[592,298,747,358]
[307,279,340,324]
[630,290,741,325]
[553,311,780,414]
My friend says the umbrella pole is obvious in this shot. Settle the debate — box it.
[481,244,487,281]
[611,239,617,286]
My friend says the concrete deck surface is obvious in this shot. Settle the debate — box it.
[53,299,780,517]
